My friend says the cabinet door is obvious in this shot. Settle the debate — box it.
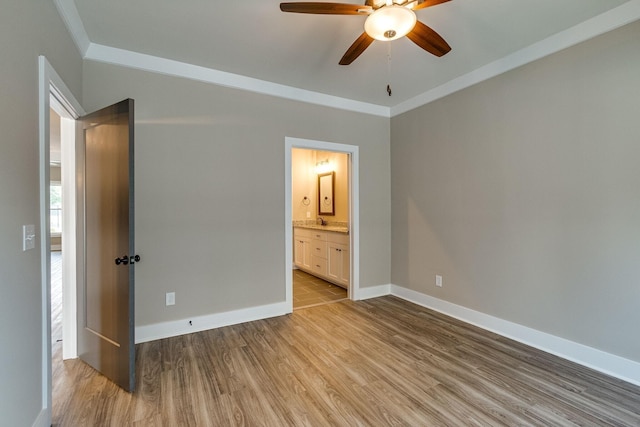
[327,243,343,283]
[328,243,350,288]
[294,238,304,267]
[294,236,312,270]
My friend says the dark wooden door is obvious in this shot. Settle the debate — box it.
[78,99,135,391]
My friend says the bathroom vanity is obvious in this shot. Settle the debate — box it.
[293,225,350,289]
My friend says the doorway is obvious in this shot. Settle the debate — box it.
[48,108,63,358]
[285,137,360,313]
[292,148,349,309]
[49,88,79,362]
[39,56,85,423]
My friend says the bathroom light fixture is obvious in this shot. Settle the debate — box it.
[364,5,417,41]
[315,159,331,174]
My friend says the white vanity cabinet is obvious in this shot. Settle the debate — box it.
[294,227,350,289]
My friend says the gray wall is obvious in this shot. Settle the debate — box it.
[391,21,640,362]
[0,2,82,425]
[82,61,391,327]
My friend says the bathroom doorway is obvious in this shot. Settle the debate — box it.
[285,137,360,312]
[292,148,349,309]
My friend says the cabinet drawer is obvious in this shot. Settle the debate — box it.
[311,256,327,276]
[312,240,328,258]
[327,232,349,245]
[311,231,327,241]
[294,227,312,238]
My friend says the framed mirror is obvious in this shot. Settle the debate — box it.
[318,172,335,216]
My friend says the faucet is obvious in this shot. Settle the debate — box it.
[317,217,326,226]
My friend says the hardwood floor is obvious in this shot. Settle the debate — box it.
[53,295,640,426]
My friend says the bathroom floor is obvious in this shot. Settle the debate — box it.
[293,269,347,309]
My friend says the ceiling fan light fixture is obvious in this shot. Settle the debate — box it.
[364,6,417,41]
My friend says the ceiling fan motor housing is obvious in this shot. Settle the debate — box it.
[364,6,417,41]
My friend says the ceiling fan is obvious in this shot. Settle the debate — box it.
[280,0,452,65]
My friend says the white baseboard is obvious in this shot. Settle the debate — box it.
[32,408,49,427]
[357,284,391,300]
[135,301,291,344]
[390,285,640,387]
[133,283,640,387]
[135,284,392,344]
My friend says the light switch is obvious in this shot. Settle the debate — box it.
[23,225,35,251]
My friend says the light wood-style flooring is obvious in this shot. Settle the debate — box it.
[52,286,640,425]
[293,269,347,309]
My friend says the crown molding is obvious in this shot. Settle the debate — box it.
[55,0,640,118]
[391,0,640,116]
[83,43,390,117]
[54,0,90,56]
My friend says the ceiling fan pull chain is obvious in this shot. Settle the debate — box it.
[387,41,393,96]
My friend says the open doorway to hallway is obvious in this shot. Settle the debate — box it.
[48,98,78,364]
[49,107,64,353]
[47,84,81,420]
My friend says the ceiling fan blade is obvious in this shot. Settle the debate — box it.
[339,32,374,65]
[412,0,452,10]
[280,2,372,14]
[406,20,451,57]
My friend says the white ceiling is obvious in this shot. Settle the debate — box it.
[58,0,639,115]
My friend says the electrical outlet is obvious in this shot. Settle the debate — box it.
[166,292,175,306]
[435,275,443,287]
[306,212,311,218]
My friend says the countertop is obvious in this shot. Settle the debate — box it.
[294,224,349,234]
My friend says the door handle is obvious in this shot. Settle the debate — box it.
[114,254,141,266]
[115,255,129,265]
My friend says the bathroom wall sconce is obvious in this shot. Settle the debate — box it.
[315,159,332,174]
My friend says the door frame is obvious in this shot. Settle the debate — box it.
[38,56,85,423]
[285,137,360,310]
[50,82,81,362]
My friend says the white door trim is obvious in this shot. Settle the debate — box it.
[285,137,360,311]
[38,55,85,425]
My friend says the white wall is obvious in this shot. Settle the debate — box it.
[82,61,391,328]
[0,2,82,425]
[391,21,640,363]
